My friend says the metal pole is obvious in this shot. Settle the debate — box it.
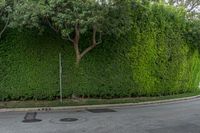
[59,53,63,103]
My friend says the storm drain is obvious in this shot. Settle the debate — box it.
[59,118,79,122]
[87,108,116,113]
[22,112,42,123]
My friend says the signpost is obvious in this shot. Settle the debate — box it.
[59,53,63,103]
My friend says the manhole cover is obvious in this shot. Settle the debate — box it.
[87,108,116,113]
[49,117,87,124]
[22,112,42,123]
[60,118,78,122]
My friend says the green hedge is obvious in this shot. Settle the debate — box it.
[128,3,190,96]
[0,2,200,100]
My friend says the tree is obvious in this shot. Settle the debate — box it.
[167,0,200,12]
[149,0,200,19]
[151,0,200,13]
[11,0,132,64]
[185,19,200,49]
[0,0,12,39]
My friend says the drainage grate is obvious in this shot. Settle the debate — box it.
[60,118,78,122]
[87,108,116,113]
[22,112,42,123]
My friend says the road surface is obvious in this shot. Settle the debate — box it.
[1,98,200,133]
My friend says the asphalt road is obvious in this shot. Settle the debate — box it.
[1,98,200,133]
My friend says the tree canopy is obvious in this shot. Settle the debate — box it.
[150,0,200,19]
[11,0,132,64]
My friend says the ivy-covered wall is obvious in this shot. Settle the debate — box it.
[128,3,199,96]
[0,2,200,100]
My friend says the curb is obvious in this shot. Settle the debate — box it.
[0,94,200,113]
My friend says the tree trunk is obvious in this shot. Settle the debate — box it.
[72,25,101,65]
[79,26,99,60]
[73,24,81,66]
[74,42,81,65]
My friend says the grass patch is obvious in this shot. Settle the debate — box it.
[0,92,199,109]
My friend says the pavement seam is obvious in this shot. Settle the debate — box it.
[0,94,200,113]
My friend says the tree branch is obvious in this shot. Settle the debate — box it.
[0,10,3,17]
[67,34,74,43]
[188,2,199,12]
[0,18,9,39]
[80,44,97,58]
[46,17,75,43]
[64,22,74,43]
[80,26,101,58]
[46,17,59,33]
[96,32,102,45]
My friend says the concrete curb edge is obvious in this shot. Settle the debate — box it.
[0,94,200,113]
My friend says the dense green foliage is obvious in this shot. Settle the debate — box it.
[185,20,200,49]
[0,2,200,100]
[129,3,189,96]
[11,0,131,64]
